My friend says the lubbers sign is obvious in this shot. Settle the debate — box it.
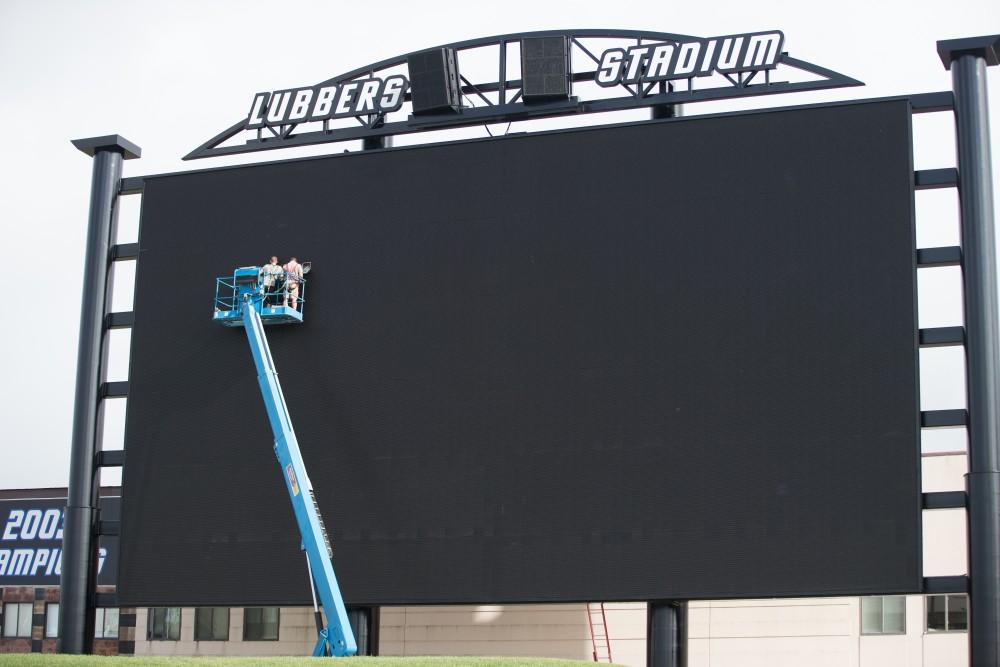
[247,74,409,130]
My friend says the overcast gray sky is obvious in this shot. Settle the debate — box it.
[0,0,997,489]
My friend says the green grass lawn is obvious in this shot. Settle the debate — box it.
[0,656,596,667]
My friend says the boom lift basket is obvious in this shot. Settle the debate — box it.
[213,266,306,326]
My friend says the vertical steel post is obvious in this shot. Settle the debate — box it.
[362,135,393,150]
[650,105,681,120]
[651,82,681,120]
[937,35,1000,666]
[61,135,140,653]
[648,601,685,667]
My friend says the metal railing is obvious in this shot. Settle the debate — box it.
[215,271,307,316]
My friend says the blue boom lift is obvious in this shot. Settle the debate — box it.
[213,266,357,657]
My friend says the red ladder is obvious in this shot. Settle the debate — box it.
[587,602,613,663]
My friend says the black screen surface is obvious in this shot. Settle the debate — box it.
[120,100,919,606]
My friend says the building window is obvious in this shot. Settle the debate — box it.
[94,608,119,639]
[147,607,181,640]
[927,594,968,632]
[244,607,279,640]
[195,607,230,641]
[45,603,59,638]
[347,608,371,655]
[861,595,906,634]
[2,602,32,638]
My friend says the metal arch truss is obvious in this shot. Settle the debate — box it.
[184,29,862,160]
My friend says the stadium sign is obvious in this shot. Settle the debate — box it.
[595,31,782,86]
[188,29,860,160]
[243,31,782,131]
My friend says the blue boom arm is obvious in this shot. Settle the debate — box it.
[240,294,357,657]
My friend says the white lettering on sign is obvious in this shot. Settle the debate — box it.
[39,509,61,540]
[595,30,783,88]
[246,74,410,130]
[0,504,108,581]
[3,508,64,541]
[0,547,106,578]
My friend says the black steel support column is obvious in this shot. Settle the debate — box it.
[937,34,1000,666]
[60,135,140,654]
[651,82,682,120]
[648,601,685,667]
[650,104,681,120]
[362,135,393,150]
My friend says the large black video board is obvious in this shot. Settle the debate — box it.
[120,100,919,606]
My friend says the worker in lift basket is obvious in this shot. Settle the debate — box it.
[284,256,304,310]
[260,256,284,306]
